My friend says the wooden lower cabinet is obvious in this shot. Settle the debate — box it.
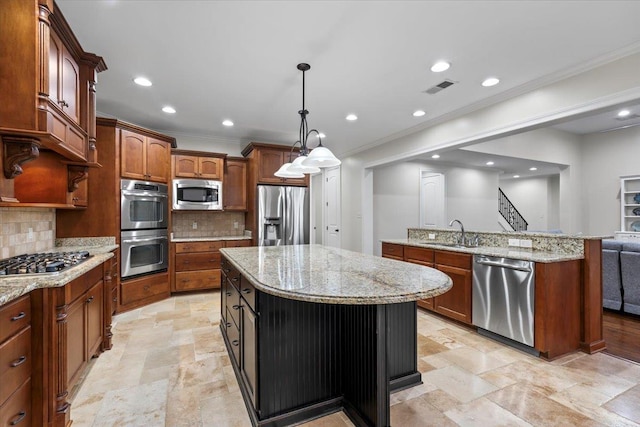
[433,263,472,324]
[403,246,435,310]
[172,240,251,292]
[120,272,170,308]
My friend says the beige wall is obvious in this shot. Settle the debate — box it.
[0,208,55,258]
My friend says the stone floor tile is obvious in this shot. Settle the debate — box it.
[422,365,498,403]
[444,397,533,426]
[200,391,251,427]
[299,410,355,426]
[390,394,458,427]
[604,384,640,423]
[92,379,169,427]
[437,346,511,374]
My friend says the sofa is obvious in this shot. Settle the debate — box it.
[602,239,640,315]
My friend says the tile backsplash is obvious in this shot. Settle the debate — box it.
[0,207,55,258]
[172,211,245,238]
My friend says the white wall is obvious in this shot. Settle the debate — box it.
[372,161,499,255]
[581,125,640,235]
[500,176,556,232]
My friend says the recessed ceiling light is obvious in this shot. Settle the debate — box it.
[162,106,176,114]
[134,77,152,87]
[513,175,520,178]
[529,167,537,171]
[318,133,326,138]
[413,110,426,117]
[430,61,450,73]
[486,161,494,166]
[222,120,234,126]
[346,114,358,121]
[431,154,440,159]
[618,109,631,117]
[482,77,500,87]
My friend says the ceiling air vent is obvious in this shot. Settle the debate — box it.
[424,79,455,95]
[616,114,640,121]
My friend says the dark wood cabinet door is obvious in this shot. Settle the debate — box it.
[48,32,62,107]
[66,297,86,388]
[257,148,284,184]
[174,155,198,178]
[434,264,472,324]
[120,130,147,180]
[241,306,257,408]
[86,279,104,358]
[61,47,79,124]
[381,242,404,261]
[199,157,222,179]
[224,159,247,210]
[145,137,170,183]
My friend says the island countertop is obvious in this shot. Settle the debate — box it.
[220,244,452,305]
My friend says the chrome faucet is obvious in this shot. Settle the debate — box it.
[449,219,465,246]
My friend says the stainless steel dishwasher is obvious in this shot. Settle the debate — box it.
[472,255,535,347]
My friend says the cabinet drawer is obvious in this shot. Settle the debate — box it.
[225,240,251,248]
[0,378,31,427]
[404,246,434,265]
[239,281,256,313]
[226,281,241,328]
[0,327,31,407]
[435,250,472,270]
[0,296,31,345]
[175,270,221,291]
[175,241,225,253]
[382,242,404,259]
[175,252,221,271]
[121,274,170,306]
[225,308,240,365]
[221,258,241,285]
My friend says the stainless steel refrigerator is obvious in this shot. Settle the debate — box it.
[257,185,309,246]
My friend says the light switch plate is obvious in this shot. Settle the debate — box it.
[508,238,520,247]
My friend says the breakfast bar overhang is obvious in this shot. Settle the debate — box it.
[219,245,452,427]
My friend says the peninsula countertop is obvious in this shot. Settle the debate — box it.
[382,238,585,263]
[220,244,453,305]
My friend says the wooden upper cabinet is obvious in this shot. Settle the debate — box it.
[0,0,106,163]
[121,131,170,183]
[146,137,171,182]
[224,157,247,211]
[174,154,223,179]
[242,143,308,186]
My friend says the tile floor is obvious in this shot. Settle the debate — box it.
[71,292,640,426]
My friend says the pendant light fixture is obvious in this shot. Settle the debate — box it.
[274,63,341,178]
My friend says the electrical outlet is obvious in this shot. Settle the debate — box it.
[428,233,436,239]
[27,227,34,241]
[234,221,239,229]
[192,221,198,230]
[519,239,533,248]
[508,238,520,247]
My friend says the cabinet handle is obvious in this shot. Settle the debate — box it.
[86,296,94,304]
[242,288,251,294]
[181,279,190,283]
[58,100,69,108]
[226,322,232,328]
[183,260,190,264]
[231,340,239,347]
[10,411,26,425]
[223,268,230,273]
[11,355,27,367]
[232,277,238,282]
[144,285,150,291]
[232,304,241,310]
[11,312,26,321]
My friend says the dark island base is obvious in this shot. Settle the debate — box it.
[221,293,420,427]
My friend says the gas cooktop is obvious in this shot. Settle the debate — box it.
[0,251,92,276]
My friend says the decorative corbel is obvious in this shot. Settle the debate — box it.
[67,165,89,192]
[3,136,40,179]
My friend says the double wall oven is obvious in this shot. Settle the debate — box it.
[120,179,169,279]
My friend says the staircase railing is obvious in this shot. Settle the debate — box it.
[499,188,528,231]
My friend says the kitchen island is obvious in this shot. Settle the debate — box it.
[219,244,452,427]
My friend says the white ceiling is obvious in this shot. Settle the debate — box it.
[56,1,640,158]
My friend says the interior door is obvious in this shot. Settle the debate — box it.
[420,172,445,228]
[324,166,341,248]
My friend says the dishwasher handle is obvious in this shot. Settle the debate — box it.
[475,257,533,272]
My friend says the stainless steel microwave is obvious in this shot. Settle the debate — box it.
[172,179,223,210]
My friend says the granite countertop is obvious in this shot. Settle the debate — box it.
[0,237,118,306]
[220,244,453,305]
[382,238,583,263]
[172,236,251,243]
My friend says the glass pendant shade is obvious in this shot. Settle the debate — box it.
[287,155,320,174]
[274,163,304,178]
[302,146,341,168]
